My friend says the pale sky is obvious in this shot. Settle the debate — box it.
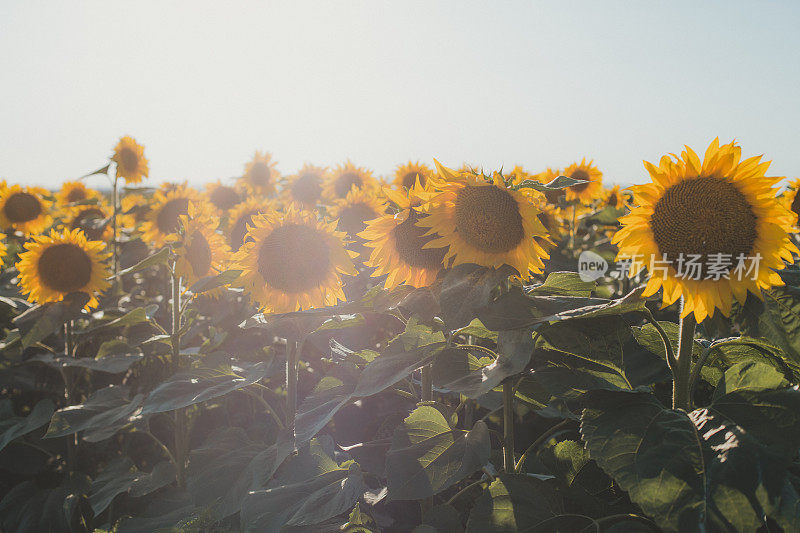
[1,1,798,190]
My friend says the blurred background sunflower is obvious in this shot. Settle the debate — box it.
[324,161,378,202]
[140,184,200,246]
[170,202,230,286]
[613,139,798,322]
[112,136,149,184]
[0,185,53,235]
[204,180,242,213]
[393,161,432,190]
[239,151,279,196]
[63,202,112,242]
[564,159,603,205]
[226,197,276,251]
[16,228,111,309]
[232,207,356,313]
[329,187,386,236]
[56,181,100,207]
[282,164,327,209]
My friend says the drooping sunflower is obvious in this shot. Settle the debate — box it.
[232,206,356,313]
[226,197,276,251]
[564,159,604,205]
[239,151,279,195]
[324,161,378,202]
[204,180,241,213]
[112,136,149,185]
[419,161,550,277]
[613,139,798,322]
[56,181,100,207]
[120,192,151,229]
[282,164,327,209]
[140,184,200,247]
[64,203,112,242]
[360,178,446,289]
[169,202,230,286]
[393,162,433,190]
[17,228,111,309]
[0,185,53,235]
[329,187,387,236]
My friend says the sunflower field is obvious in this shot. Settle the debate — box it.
[2,137,800,533]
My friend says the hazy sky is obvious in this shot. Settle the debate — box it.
[1,1,798,190]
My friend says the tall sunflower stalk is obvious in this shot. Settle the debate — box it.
[62,320,77,472]
[169,260,188,488]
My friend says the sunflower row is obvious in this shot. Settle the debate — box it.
[0,136,797,323]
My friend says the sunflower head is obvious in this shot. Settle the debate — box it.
[613,139,798,322]
[419,160,550,278]
[65,203,112,242]
[140,184,200,247]
[226,197,276,251]
[239,151,279,195]
[781,178,800,227]
[564,159,604,205]
[170,202,231,286]
[605,185,627,209]
[204,180,241,213]
[534,168,566,205]
[57,181,100,207]
[329,187,386,236]
[0,185,53,235]
[232,205,356,313]
[0,233,7,264]
[360,180,447,290]
[393,162,433,191]
[324,161,378,202]
[17,228,111,309]
[282,164,327,208]
[120,192,151,228]
[112,136,149,184]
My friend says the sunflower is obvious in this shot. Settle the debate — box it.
[0,233,6,263]
[605,185,626,209]
[232,206,356,313]
[239,151,279,195]
[282,164,327,208]
[226,197,276,251]
[360,178,446,289]
[64,203,112,242]
[329,188,387,236]
[17,228,111,309]
[204,180,241,213]
[563,159,603,205]
[112,136,149,184]
[324,161,378,202]
[120,192,151,229]
[140,185,200,247]
[393,162,433,190]
[781,178,800,228]
[419,160,550,277]
[613,139,798,322]
[56,181,100,207]
[0,185,53,235]
[537,203,564,241]
[169,202,230,286]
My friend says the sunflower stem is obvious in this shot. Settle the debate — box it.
[502,378,515,472]
[111,175,119,279]
[286,337,298,430]
[568,203,577,251]
[170,268,188,488]
[62,320,77,473]
[673,303,696,411]
[421,364,433,402]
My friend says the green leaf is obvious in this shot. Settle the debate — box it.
[240,437,365,532]
[89,458,175,515]
[13,292,89,348]
[0,477,91,533]
[45,385,143,442]
[28,351,143,374]
[186,427,294,518]
[313,314,366,333]
[0,399,55,453]
[113,246,170,278]
[464,474,562,532]
[187,269,241,293]
[385,406,489,500]
[736,285,800,364]
[583,206,625,226]
[516,175,586,192]
[515,364,631,409]
[529,271,595,297]
[295,375,356,445]
[439,264,516,329]
[457,318,498,341]
[141,360,278,415]
[83,306,155,335]
[115,488,196,533]
[701,337,800,386]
